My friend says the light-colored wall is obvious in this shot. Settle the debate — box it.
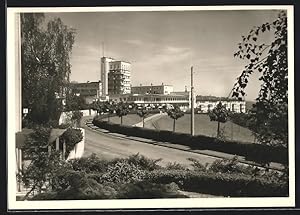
[59,109,98,125]
[196,100,246,113]
[131,85,173,95]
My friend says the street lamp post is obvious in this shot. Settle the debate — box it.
[191,66,195,136]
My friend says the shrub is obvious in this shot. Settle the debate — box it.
[117,181,187,199]
[99,160,147,184]
[187,158,209,171]
[61,128,83,157]
[68,153,109,174]
[208,156,257,175]
[32,179,118,200]
[126,153,162,171]
[145,169,288,197]
[165,162,188,170]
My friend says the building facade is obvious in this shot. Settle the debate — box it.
[101,57,131,97]
[131,84,173,95]
[109,93,190,107]
[69,81,102,104]
[196,95,246,113]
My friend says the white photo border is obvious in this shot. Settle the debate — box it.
[7,5,295,210]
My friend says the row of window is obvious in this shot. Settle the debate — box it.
[198,104,245,111]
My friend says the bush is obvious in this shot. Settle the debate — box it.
[145,169,288,197]
[99,160,147,184]
[61,128,83,156]
[126,153,162,171]
[117,181,187,199]
[68,153,109,174]
[92,118,288,164]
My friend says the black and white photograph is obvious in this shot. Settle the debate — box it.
[6,5,295,210]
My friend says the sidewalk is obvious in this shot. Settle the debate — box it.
[133,112,166,127]
[85,119,284,171]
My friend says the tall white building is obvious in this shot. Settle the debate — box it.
[100,57,131,97]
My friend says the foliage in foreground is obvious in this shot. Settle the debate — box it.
[20,127,83,198]
[29,153,288,200]
[232,11,288,147]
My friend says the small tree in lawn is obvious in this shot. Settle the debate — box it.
[167,105,184,132]
[91,100,105,116]
[208,102,229,138]
[137,107,149,128]
[105,101,116,122]
[115,102,130,125]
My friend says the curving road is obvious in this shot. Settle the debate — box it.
[81,117,220,168]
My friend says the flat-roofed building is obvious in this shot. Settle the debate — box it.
[69,81,102,104]
[109,93,189,107]
[101,57,131,97]
[196,95,246,113]
[131,83,173,95]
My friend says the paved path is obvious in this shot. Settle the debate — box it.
[133,112,166,128]
[82,116,284,171]
[82,117,221,168]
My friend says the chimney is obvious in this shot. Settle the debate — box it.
[162,82,164,86]
[185,86,187,92]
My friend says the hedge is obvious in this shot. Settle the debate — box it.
[92,118,288,164]
[145,169,288,197]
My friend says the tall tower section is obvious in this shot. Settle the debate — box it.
[101,57,131,97]
[108,61,131,95]
[100,57,114,98]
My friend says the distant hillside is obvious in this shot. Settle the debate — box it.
[245,101,256,111]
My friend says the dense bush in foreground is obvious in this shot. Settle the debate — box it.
[30,154,288,200]
[145,169,287,197]
[92,117,287,164]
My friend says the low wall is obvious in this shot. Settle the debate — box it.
[59,109,98,125]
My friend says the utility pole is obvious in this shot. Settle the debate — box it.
[191,66,195,136]
[102,42,105,57]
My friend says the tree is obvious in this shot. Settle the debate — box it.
[71,110,83,128]
[137,107,149,128]
[167,105,184,132]
[65,92,87,111]
[232,11,287,147]
[21,13,76,126]
[91,100,106,116]
[115,102,130,125]
[208,102,229,138]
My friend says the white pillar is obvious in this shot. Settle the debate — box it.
[56,137,59,151]
[62,141,66,160]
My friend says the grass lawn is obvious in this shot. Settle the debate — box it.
[145,114,256,143]
[103,113,154,126]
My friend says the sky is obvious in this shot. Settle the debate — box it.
[46,10,280,101]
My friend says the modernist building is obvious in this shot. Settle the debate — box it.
[101,57,131,97]
[109,93,189,106]
[196,95,246,113]
[69,81,102,104]
[131,84,174,95]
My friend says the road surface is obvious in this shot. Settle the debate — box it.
[81,117,220,167]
